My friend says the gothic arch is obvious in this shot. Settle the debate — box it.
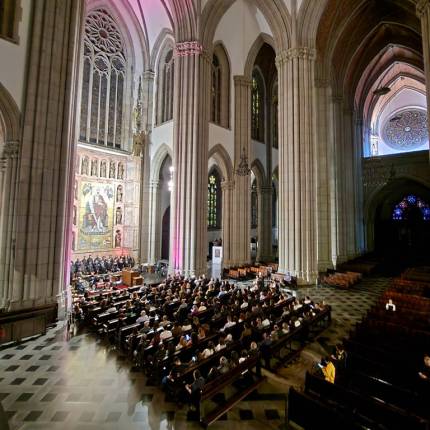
[211,42,231,128]
[151,143,173,182]
[86,0,149,70]
[201,0,291,53]
[150,28,175,70]
[251,158,266,187]
[244,34,276,79]
[0,82,20,143]
[364,176,430,251]
[208,144,234,182]
[154,36,175,125]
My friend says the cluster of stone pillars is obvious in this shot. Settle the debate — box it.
[3,1,430,312]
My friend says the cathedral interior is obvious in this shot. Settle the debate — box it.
[1,0,430,429]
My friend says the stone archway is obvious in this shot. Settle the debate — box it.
[366,177,430,264]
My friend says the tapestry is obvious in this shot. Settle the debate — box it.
[78,181,115,250]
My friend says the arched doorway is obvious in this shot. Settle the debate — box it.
[161,206,170,260]
[370,179,430,264]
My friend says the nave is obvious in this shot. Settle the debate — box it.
[0,276,388,430]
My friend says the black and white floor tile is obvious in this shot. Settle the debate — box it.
[0,276,390,429]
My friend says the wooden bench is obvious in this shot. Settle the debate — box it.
[201,376,266,428]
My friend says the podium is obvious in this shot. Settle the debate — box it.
[212,246,223,265]
[122,269,140,286]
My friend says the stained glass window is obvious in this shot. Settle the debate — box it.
[208,171,221,229]
[252,70,264,141]
[392,195,430,221]
[79,9,126,148]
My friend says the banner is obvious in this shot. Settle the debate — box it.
[78,181,114,250]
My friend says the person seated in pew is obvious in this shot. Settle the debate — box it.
[182,319,192,332]
[160,315,170,328]
[176,335,188,350]
[215,337,226,352]
[160,327,172,341]
[218,356,230,374]
[171,322,182,338]
[385,298,396,312]
[230,350,240,368]
[225,334,233,345]
[197,326,206,340]
[107,301,117,313]
[282,322,290,334]
[319,357,336,384]
[201,341,215,359]
[206,365,220,382]
[222,314,236,331]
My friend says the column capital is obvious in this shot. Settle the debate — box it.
[221,180,234,191]
[233,75,252,87]
[315,78,330,88]
[150,179,160,189]
[276,47,316,67]
[331,95,343,104]
[143,69,155,80]
[417,0,430,17]
[258,185,273,195]
[1,141,20,160]
[174,41,204,57]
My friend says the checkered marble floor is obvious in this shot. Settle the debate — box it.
[0,276,391,430]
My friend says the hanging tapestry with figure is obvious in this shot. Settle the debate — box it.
[78,182,115,250]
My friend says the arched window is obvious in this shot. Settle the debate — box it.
[392,195,430,221]
[251,179,258,228]
[211,45,230,128]
[208,170,221,229]
[157,47,174,124]
[271,80,278,149]
[211,55,221,124]
[251,69,264,142]
[79,9,126,149]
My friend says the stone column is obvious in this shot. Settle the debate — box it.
[343,108,357,259]
[139,71,155,263]
[148,179,161,264]
[0,142,19,309]
[276,48,317,284]
[314,79,333,271]
[231,76,252,267]
[221,180,234,267]
[169,42,210,276]
[417,0,430,130]
[331,96,348,265]
[10,0,84,310]
[257,186,273,262]
[353,116,365,254]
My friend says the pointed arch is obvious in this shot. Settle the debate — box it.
[211,42,231,128]
[201,0,291,53]
[208,143,234,182]
[251,158,266,187]
[0,82,20,143]
[155,36,175,125]
[244,33,276,79]
[151,143,173,182]
[150,28,175,70]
